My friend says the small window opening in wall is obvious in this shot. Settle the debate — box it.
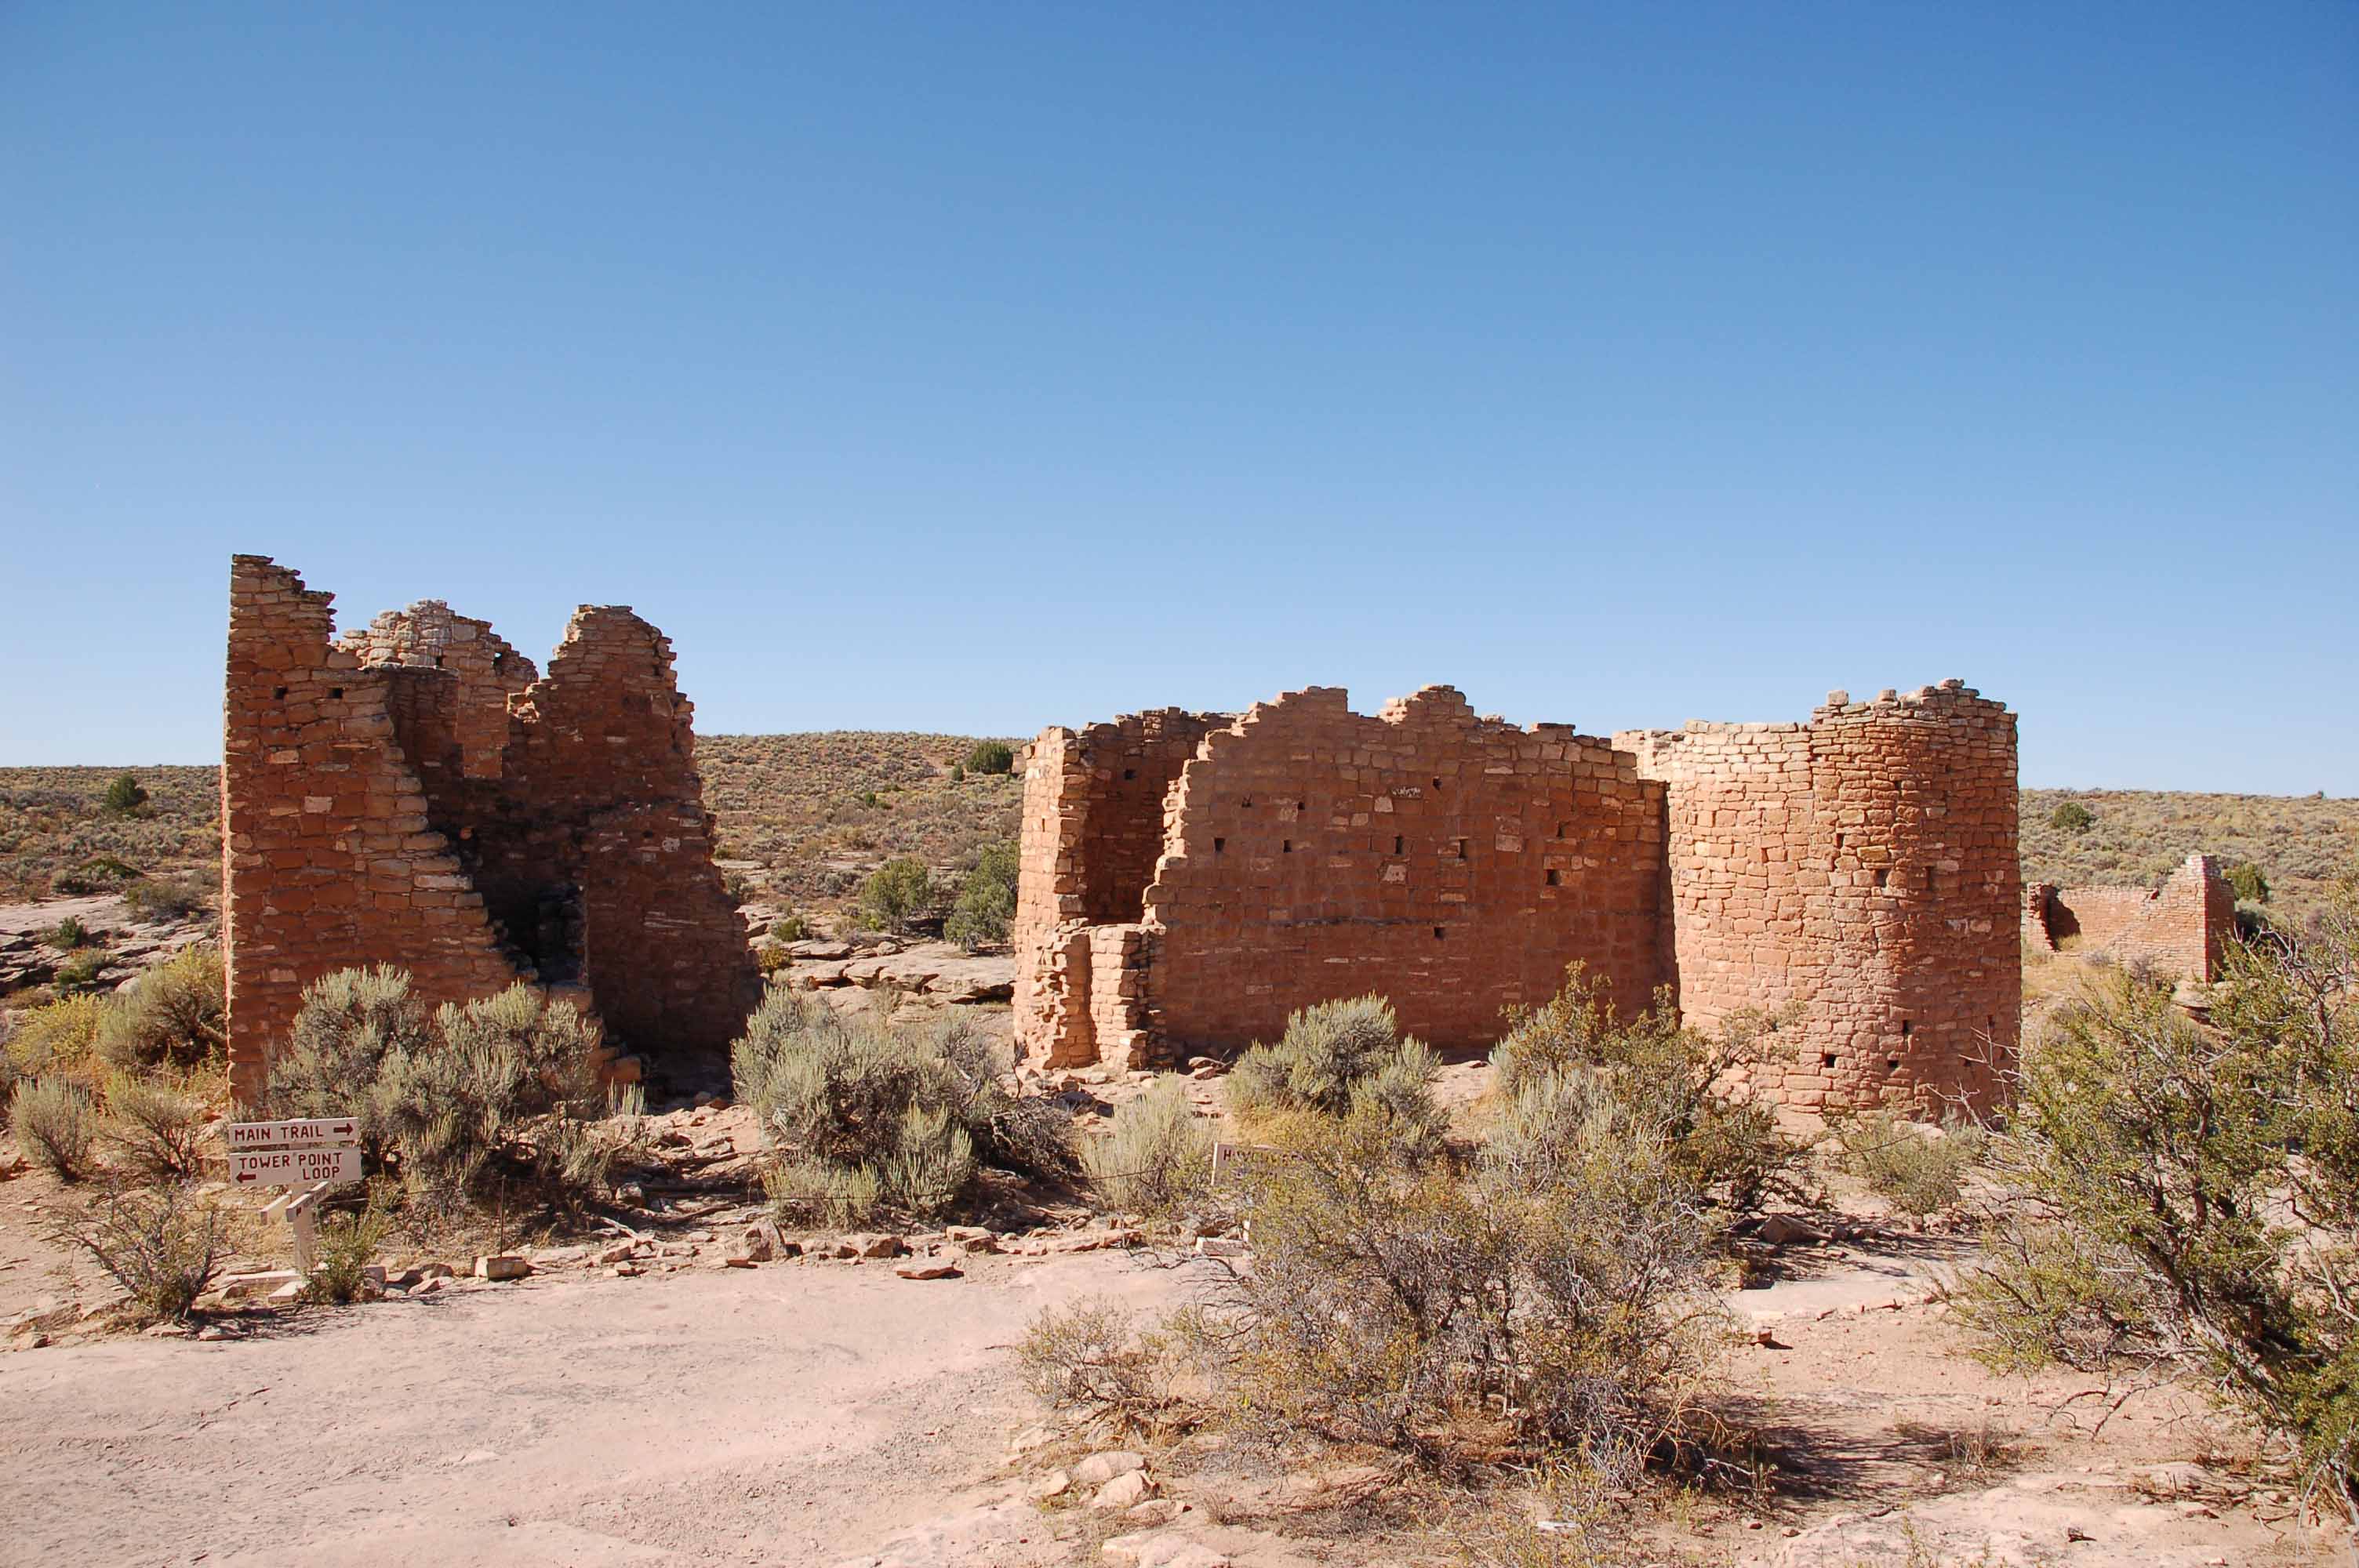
[1557,820,1571,837]
[1241,797,1252,808]
[1393,835,1404,855]
[272,686,288,700]
[1296,798,1307,811]
[1874,867,1888,889]
[1213,837,1225,854]
[329,688,343,700]
[1455,838,1467,858]
[1900,1019,1913,1037]
[1545,869,1561,887]
[1886,1056,1902,1071]
[1123,768,1136,781]
[432,655,444,669]
[1820,1053,1837,1069]
[1433,926,1445,939]
[1432,777,1443,791]
[1282,840,1292,854]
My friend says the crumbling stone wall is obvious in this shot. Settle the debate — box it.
[222,557,758,1102]
[2023,852,2234,981]
[1018,678,2021,1117]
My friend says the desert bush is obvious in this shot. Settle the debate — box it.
[102,1071,211,1183]
[1017,1295,1199,1438]
[769,912,810,942]
[305,1200,391,1305]
[53,949,108,992]
[1492,966,1812,1221]
[1829,1108,1984,1220]
[122,873,212,921]
[5,993,107,1079]
[49,1182,226,1323]
[944,841,1018,952]
[9,1076,100,1181]
[1952,881,2359,1522]
[1227,996,1445,1151]
[856,856,940,934]
[45,915,89,949]
[267,969,620,1215]
[755,942,793,975]
[94,945,224,1070]
[100,773,149,817]
[733,985,1070,1223]
[965,740,1015,776]
[1198,1094,1725,1465]
[2226,860,2270,905]
[1085,1076,1213,1218]
[2048,800,2095,833]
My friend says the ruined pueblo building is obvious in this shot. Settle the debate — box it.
[2022,853,2236,981]
[1016,681,2020,1115]
[220,557,759,1102]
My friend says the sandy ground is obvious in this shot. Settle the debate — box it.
[0,1248,1202,1568]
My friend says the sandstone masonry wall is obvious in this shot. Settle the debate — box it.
[1018,677,2023,1117]
[2023,853,2234,981]
[223,557,758,1102]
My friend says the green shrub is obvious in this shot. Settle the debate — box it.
[856,856,940,934]
[1227,995,1443,1149]
[2226,860,2270,905]
[100,773,149,817]
[9,1076,100,1181]
[267,969,621,1216]
[45,916,89,950]
[53,949,108,992]
[1952,886,2359,1523]
[305,1200,391,1305]
[732,985,1070,1225]
[94,945,224,1070]
[1018,1296,1198,1439]
[769,912,810,942]
[965,740,1015,776]
[2048,800,2095,833]
[123,873,212,922]
[1830,1108,1984,1220]
[755,942,793,975]
[102,1071,211,1184]
[5,994,107,1080]
[1085,1077,1212,1218]
[1491,966,1812,1221]
[48,1182,225,1323]
[944,841,1018,952]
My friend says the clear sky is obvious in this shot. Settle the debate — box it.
[2,4,2353,791]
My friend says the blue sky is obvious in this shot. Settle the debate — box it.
[2,3,2353,791]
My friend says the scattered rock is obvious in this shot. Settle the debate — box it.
[474,1255,530,1281]
[1757,1214,1826,1248]
[1027,1469,1073,1501]
[1073,1450,1147,1486]
[845,1232,906,1260]
[1192,1236,1249,1259]
[892,1261,960,1280]
[1100,1531,1230,1568]
[1092,1471,1158,1510]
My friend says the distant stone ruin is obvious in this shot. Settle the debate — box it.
[1016,681,2020,1116]
[220,557,758,1102]
[2022,853,2235,982]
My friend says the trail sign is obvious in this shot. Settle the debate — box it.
[227,1118,358,1152]
[231,1145,362,1189]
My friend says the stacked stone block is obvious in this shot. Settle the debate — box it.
[222,557,758,1103]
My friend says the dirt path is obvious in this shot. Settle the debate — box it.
[0,1251,1195,1568]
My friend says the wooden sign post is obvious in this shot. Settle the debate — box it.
[227,1116,362,1276]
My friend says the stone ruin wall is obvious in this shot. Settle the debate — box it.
[2023,853,2234,982]
[1620,682,2020,1116]
[221,556,758,1104]
[1017,679,2022,1116]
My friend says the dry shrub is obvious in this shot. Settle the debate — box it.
[304,1199,391,1305]
[1084,1076,1213,1218]
[1830,1108,1984,1220]
[732,983,1070,1225]
[7,994,107,1081]
[1211,1094,1725,1468]
[101,1070,212,1183]
[48,1181,227,1323]
[1017,1295,1201,1438]
[9,1076,100,1181]
[95,945,225,1070]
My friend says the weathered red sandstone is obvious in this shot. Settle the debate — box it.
[221,557,758,1103]
[1016,681,2021,1116]
[2022,853,2234,982]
